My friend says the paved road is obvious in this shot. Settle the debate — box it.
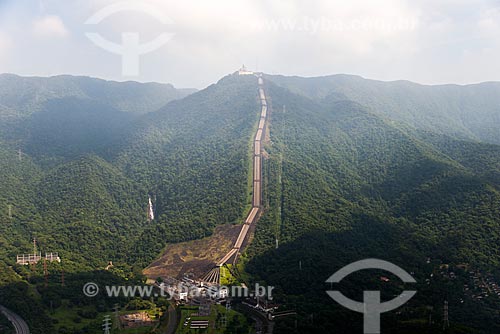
[165,304,178,334]
[0,305,30,334]
[238,303,274,334]
[154,284,178,334]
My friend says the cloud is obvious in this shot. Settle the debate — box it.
[0,30,11,47]
[0,30,12,59]
[1,0,500,86]
[32,15,69,38]
[478,7,500,35]
[0,31,12,72]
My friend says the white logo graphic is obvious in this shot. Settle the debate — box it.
[326,259,417,334]
[85,1,174,76]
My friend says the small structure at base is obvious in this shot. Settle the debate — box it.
[16,253,61,265]
[16,239,60,265]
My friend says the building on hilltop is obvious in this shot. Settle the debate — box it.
[238,65,254,75]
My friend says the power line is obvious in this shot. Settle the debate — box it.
[276,104,286,249]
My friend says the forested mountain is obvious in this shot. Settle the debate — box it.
[0,74,196,162]
[0,73,260,333]
[265,74,500,144]
[118,74,261,264]
[0,73,256,270]
[0,72,499,333]
[248,79,500,261]
[247,77,500,333]
[0,74,195,118]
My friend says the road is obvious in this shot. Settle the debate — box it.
[164,304,178,334]
[0,305,30,334]
[238,303,274,334]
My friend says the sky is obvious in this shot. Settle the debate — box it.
[1,0,500,88]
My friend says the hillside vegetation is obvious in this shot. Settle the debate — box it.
[0,73,499,333]
[247,78,500,333]
[266,74,500,144]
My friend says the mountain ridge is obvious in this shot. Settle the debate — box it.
[0,71,499,333]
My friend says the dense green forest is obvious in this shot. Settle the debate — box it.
[0,74,258,271]
[265,73,500,144]
[0,74,260,333]
[246,79,500,333]
[1,72,500,333]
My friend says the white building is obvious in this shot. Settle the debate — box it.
[238,65,254,75]
[207,286,229,299]
[179,292,188,300]
[219,287,229,298]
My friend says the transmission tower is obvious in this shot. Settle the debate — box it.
[443,300,449,330]
[43,258,48,288]
[30,238,37,271]
[113,304,121,329]
[102,315,112,334]
[221,301,230,329]
[275,104,286,250]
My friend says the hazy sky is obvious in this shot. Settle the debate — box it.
[1,0,500,88]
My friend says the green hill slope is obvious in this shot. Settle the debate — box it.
[0,72,499,333]
[247,79,500,333]
[0,73,261,273]
[266,74,500,144]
